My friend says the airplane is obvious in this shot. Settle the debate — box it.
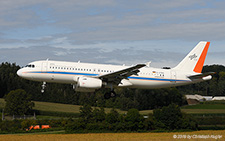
[17,41,214,99]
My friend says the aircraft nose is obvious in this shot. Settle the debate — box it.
[17,69,23,77]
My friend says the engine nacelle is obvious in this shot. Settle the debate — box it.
[77,76,102,89]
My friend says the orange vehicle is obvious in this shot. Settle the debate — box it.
[41,125,50,129]
[26,125,50,131]
[26,125,40,131]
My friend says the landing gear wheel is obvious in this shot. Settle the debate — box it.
[110,91,116,97]
[104,91,117,99]
[104,93,111,99]
[41,82,46,93]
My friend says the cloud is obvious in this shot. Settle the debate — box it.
[1,0,225,40]
[0,0,225,67]
[0,44,187,68]
[0,40,223,68]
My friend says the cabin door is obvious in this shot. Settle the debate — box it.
[170,70,176,84]
[41,62,48,72]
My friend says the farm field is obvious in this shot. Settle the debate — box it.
[180,101,225,114]
[0,130,224,141]
[181,109,225,114]
[181,103,225,109]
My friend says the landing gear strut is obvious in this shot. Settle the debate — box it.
[104,84,117,99]
[41,82,46,93]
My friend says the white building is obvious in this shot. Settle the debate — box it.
[212,97,225,101]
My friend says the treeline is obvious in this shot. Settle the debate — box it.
[177,65,225,96]
[0,104,197,133]
[1,62,225,110]
[65,104,197,133]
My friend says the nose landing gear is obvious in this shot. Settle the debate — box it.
[41,82,46,93]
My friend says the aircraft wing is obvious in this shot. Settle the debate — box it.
[98,64,146,84]
[188,72,215,80]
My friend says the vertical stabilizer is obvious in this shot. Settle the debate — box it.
[174,41,210,73]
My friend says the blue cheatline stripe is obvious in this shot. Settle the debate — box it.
[128,76,188,82]
[27,71,189,82]
[28,71,99,76]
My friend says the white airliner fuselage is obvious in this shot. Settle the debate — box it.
[17,60,195,88]
[17,41,213,98]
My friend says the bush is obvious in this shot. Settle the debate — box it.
[65,119,86,133]
[196,116,225,125]
[124,108,144,131]
[92,107,106,122]
[153,104,198,130]
[21,119,37,130]
[105,108,119,124]
[143,114,156,130]
[0,120,21,133]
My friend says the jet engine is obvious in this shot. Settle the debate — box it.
[73,76,102,92]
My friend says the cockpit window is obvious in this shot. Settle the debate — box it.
[25,64,35,68]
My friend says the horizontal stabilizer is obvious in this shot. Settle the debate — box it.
[188,72,215,80]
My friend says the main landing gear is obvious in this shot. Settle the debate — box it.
[104,84,117,99]
[104,90,117,99]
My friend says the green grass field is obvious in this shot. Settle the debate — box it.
[180,101,225,114]
[1,98,225,115]
[181,103,225,109]
[0,98,127,114]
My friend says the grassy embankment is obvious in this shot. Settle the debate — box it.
[181,101,225,114]
[0,98,127,119]
[1,98,225,116]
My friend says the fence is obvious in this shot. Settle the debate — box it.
[1,110,36,120]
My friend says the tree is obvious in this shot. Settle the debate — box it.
[79,104,93,123]
[92,107,106,122]
[153,104,183,130]
[124,108,144,131]
[105,108,119,124]
[4,89,34,115]
[153,103,198,130]
[218,72,225,95]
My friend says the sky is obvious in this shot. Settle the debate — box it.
[0,0,225,68]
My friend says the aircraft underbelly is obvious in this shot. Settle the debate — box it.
[31,73,74,84]
[128,79,173,89]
